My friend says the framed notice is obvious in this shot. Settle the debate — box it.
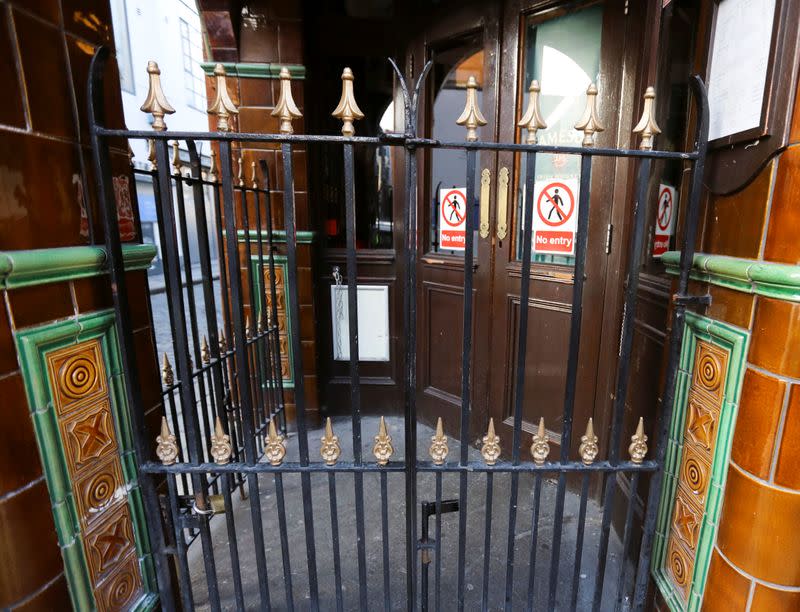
[706,0,778,144]
[331,285,390,362]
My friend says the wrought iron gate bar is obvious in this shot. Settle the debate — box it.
[88,45,709,611]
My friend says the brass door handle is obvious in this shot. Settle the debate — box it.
[496,167,509,240]
[479,168,491,239]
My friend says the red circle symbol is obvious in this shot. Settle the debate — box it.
[441,190,466,227]
[537,182,574,227]
[657,187,673,231]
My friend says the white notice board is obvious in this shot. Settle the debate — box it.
[707,0,776,141]
[331,285,390,361]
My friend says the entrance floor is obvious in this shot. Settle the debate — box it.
[187,417,630,610]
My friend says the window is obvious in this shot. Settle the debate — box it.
[109,0,134,94]
[179,18,206,110]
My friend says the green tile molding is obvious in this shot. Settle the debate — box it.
[0,244,157,289]
[200,62,306,80]
[662,251,800,302]
[651,312,749,611]
[235,229,316,244]
[14,310,158,611]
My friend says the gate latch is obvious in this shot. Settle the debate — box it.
[419,499,459,564]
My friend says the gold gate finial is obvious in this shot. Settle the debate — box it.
[373,416,394,465]
[481,418,501,465]
[430,417,449,465]
[271,67,302,134]
[629,417,648,463]
[161,353,174,386]
[265,420,286,466]
[530,417,550,465]
[210,416,232,465]
[320,417,341,465]
[579,418,599,465]
[140,61,175,131]
[332,67,365,137]
[574,83,604,146]
[245,315,252,340]
[456,75,487,142]
[208,64,239,132]
[218,330,227,353]
[632,86,661,151]
[156,417,179,465]
[518,80,547,144]
[201,336,210,364]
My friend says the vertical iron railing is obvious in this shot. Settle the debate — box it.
[89,44,709,611]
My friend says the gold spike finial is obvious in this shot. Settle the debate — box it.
[429,417,449,465]
[518,80,547,144]
[207,63,239,132]
[628,417,648,463]
[161,353,174,386]
[245,315,252,340]
[632,86,661,151]
[530,417,550,465]
[171,141,181,172]
[210,416,232,465]
[250,161,258,189]
[201,336,210,364]
[208,149,218,182]
[332,67,365,137]
[140,60,175,131]
[156,417,179,465]
[265,419,286,466]
[271,67,302,134]
[574,83,604,147]
[481,418,501,465]
[579,418,599,465]
[456,76,487,142]
[373,416,394,465]
[320,417,341,466]
[218,330,227,353]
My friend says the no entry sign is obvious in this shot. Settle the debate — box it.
[532,178,579,255]
[439,187,467,251]
[652,183,677,257]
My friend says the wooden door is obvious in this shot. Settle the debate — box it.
[412,2,502,439]
[486,0,647,457]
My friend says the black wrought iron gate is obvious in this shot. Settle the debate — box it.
[88,46,709,610]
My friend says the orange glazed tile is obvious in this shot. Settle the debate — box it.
[717,463,800,586]
[731,368,786,479]
[704,160,773,259]
[749,298,800,378]
[701,548,751,611]
[774,385,800,490]
[705,285,754,330]
[764,147,800,264]
[750,584,800,611]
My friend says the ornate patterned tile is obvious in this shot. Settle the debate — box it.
[47,339,108,416]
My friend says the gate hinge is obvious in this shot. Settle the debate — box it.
[672,292,712,307]
[605,223,613,254]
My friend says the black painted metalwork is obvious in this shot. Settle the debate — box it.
[88,45,709,611]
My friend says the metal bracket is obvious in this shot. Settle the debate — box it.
[419,499,459,563]
[672,292,712,307]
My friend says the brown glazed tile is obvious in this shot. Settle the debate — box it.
[703,160,773,259]
[700,548,751,611]
[731,368,786,479]
[8,282,74,330]
[774,385,800,490]
[749,297,800,378]
[0,304,17,375]
[0,132,86,249]
[0,9,26,128]
[12,573,70,610]
[13,10,75,140]
[72,276,113,315]
[0,373,43,497]
[716,463,800,586]
[241,21,279,63]
[0,480,63,608]
[124,271,152,330]
[133,327,161,412]
[750,584,800,611]
[764,147,800,263]
[704,285,754,330]
[277,21,303,64]
[238,108,281,145]
[61,0,114,46]
[239,77,273,107]
[203,11,237,50]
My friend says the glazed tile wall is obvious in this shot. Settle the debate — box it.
[199,0,319,427]
[0,1,167,607]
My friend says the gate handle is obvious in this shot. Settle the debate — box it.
[479,168,491,239]
[496,167,509,240]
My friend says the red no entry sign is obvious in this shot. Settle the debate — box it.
[657,186,673,231]
[537,182,575,227]
[439,187,467,251]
